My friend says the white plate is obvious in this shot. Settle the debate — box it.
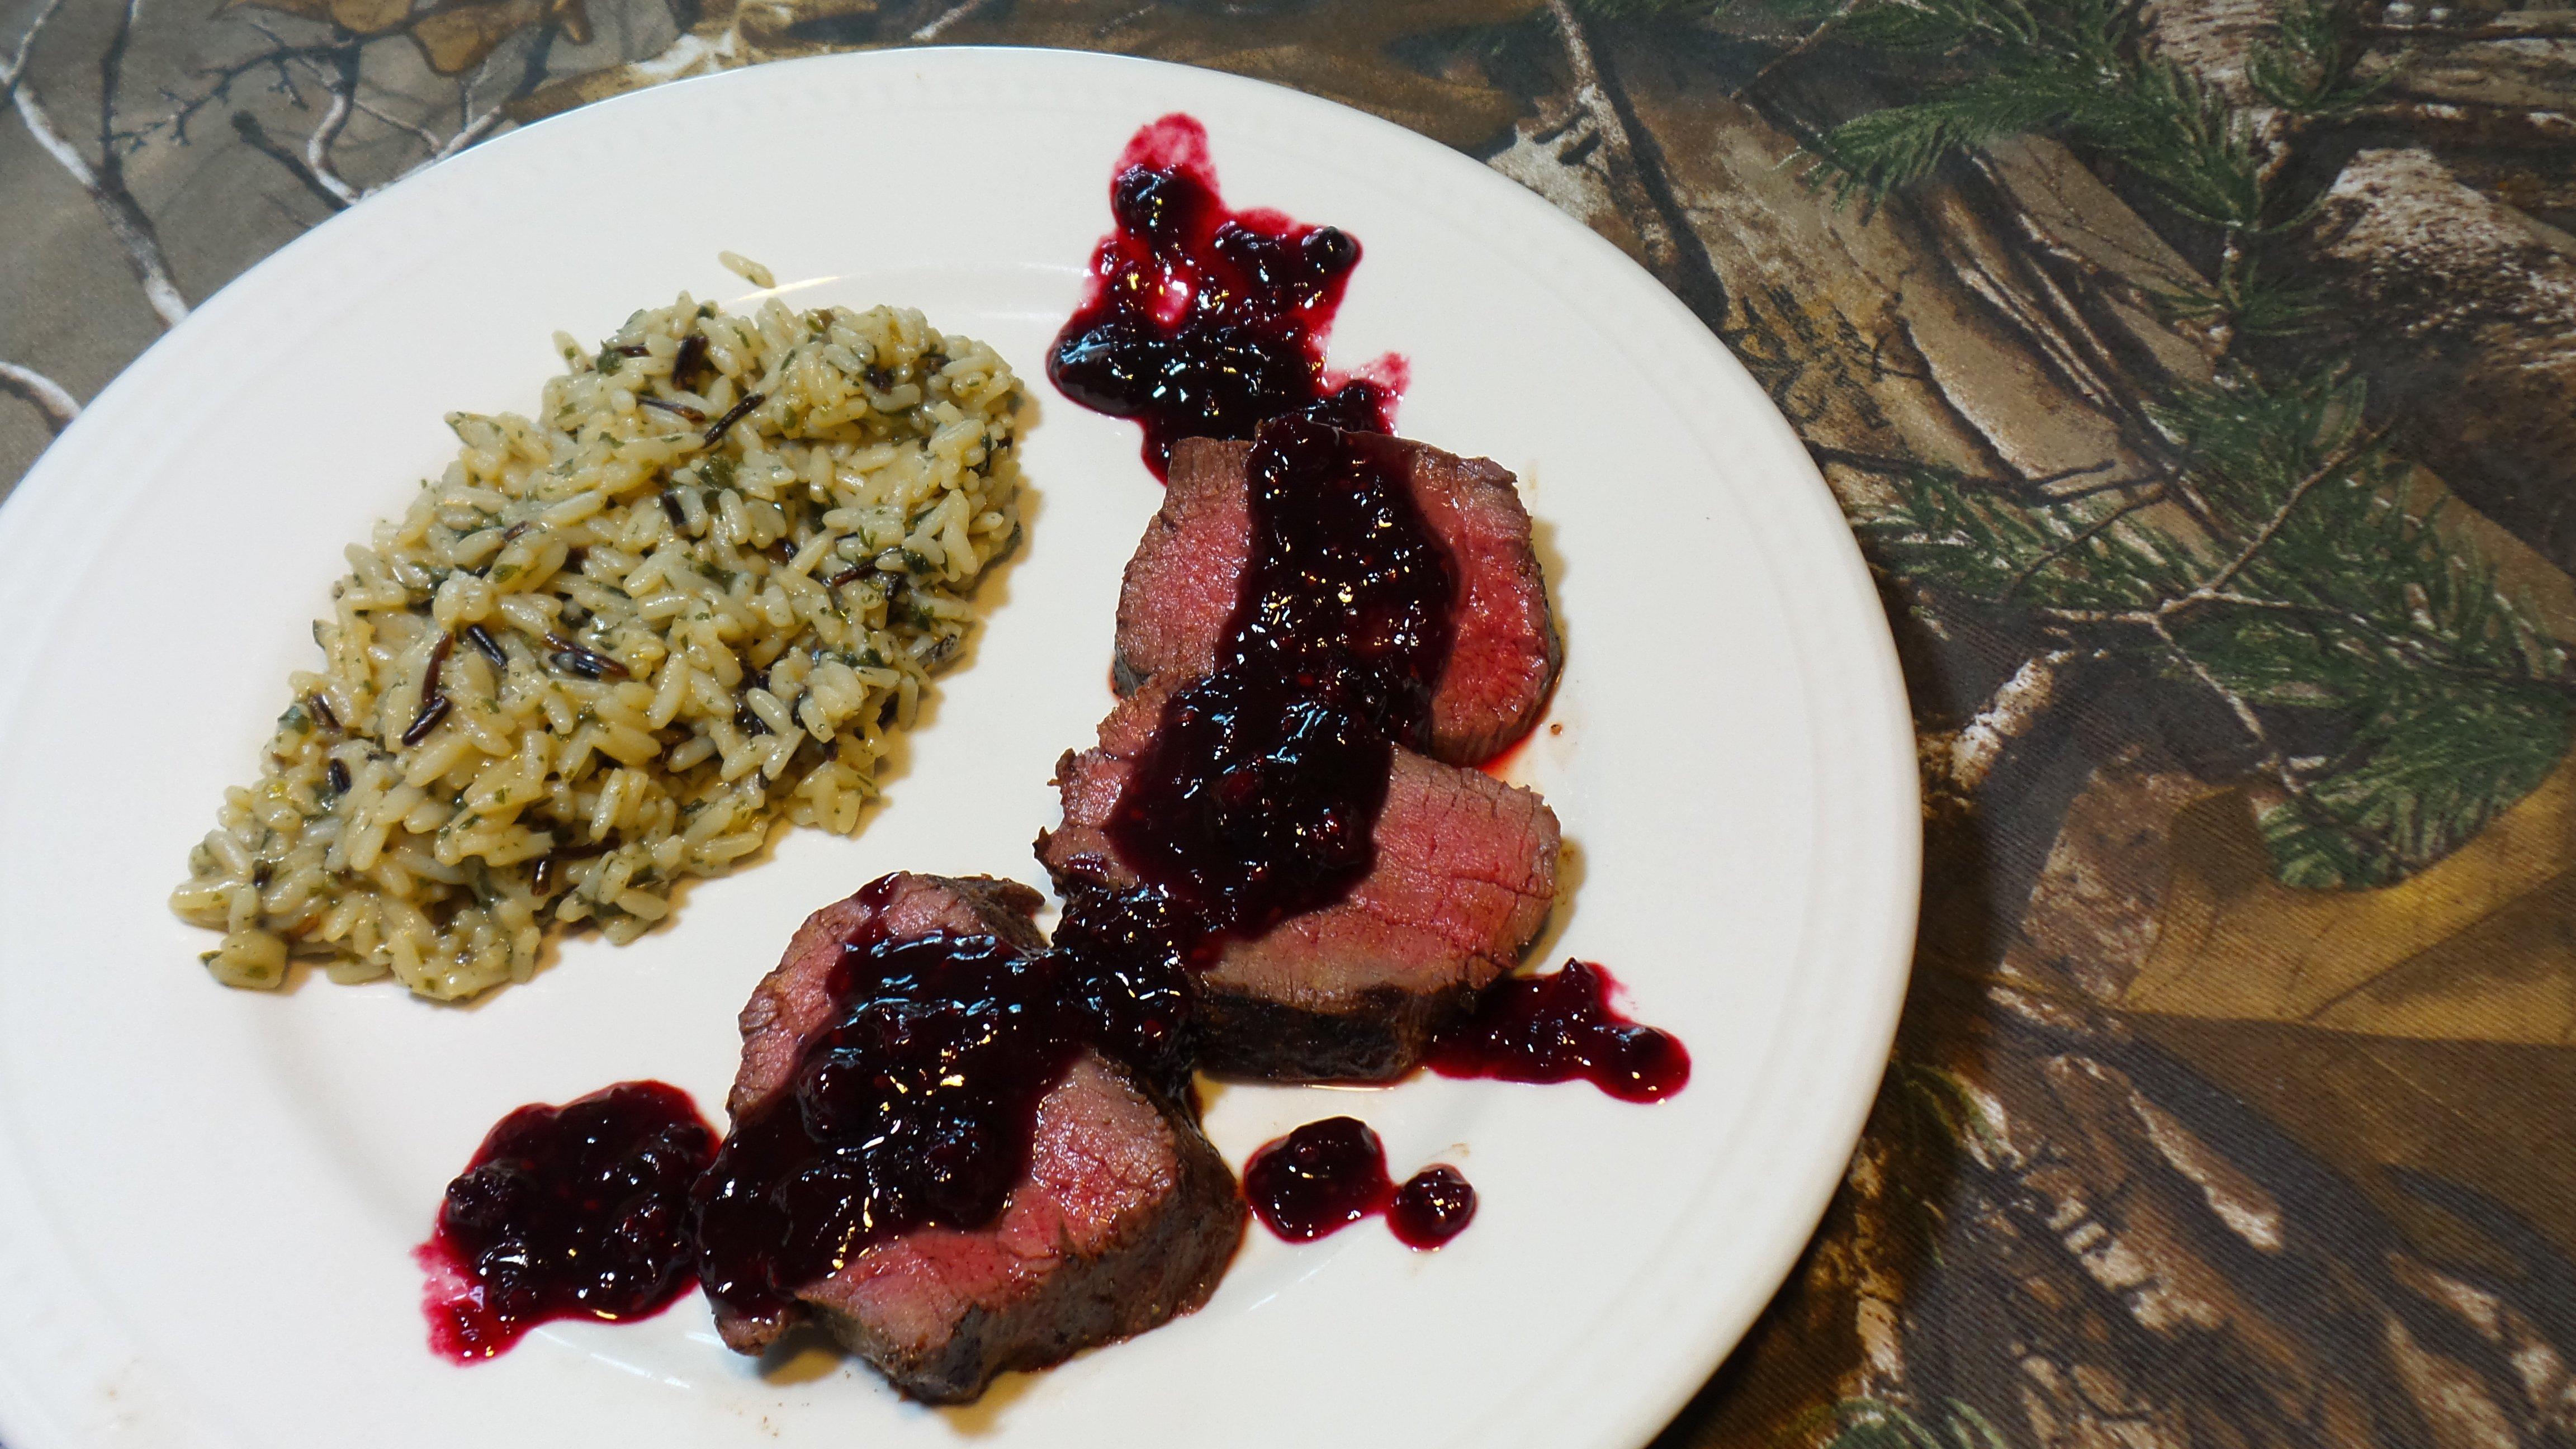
[0,47,1916,1449]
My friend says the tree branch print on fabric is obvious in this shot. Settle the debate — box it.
[1763,0,2576,889]
[3,0,184,437]
[0,358,79,434]
[150,0,579,210]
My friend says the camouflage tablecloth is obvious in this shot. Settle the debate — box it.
[8,1,2575,1444]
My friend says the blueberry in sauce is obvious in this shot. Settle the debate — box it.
[418,1080,716,1361]
[1048,113,1400,477]
[1243,1115,1391,1241]
[1388,1164,1478,1249]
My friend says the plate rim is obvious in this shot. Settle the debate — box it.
[0,44,1920,1449]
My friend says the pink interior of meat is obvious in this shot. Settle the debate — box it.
[796,1055,1180,1351]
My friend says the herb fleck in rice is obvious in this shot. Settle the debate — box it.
[172,287,1025,1000]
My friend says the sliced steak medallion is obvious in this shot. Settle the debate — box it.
[723,873,1049,1127]
[707,872,1243,1401]
[1040,681,1562,1081]
[1115,435,1562,765]
[795,1054,1239,1401]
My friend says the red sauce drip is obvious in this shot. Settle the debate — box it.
[1103,418,1456,938]
[1050,123,1451,968]
[1243,1116,1476,1249]
[690,877,1197,1323]
[1048,112,1402,478]
[418,1080,716,1361]
[1388,1164,1478,1249]
[1428,960,1692,1102]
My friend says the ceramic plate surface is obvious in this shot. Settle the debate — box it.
[0,46,1916,1449]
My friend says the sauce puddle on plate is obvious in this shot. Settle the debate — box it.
[1048,112,1405,478]
[1244,1116,1476,1249]
[419,1081,716,1360]
[1430,959,1693,1102]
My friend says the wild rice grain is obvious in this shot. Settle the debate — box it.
[400,695,453,747]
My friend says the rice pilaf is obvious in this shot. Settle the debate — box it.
[171,287,1025,1000]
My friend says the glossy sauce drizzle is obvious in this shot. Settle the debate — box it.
[1429,960,1692,1102]
[1243,1115,1476,1249]
[1048,113,1403,477]
[1104,418,1456,937]
[690,878,1195,1322]
[418,1080,716,1361]
[1050,120,1455,950]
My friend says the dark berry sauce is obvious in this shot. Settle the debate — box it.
[1388,1165,1479,1249]
[1105,418,1456,937]
[1428,960,1692,1102]
[1048,113,1403,477]
[418,1080,716,1361]
[1243,1116,1476,1249]
[1052,121,1452,949]
[690,877,1197,1322]
[1050,883,1200,1103]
